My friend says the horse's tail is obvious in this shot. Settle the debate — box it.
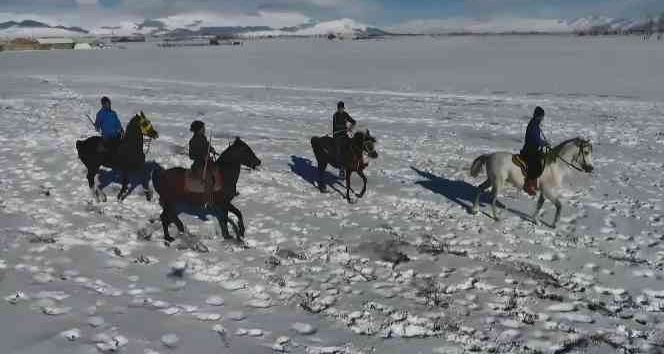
[470,154,490,178]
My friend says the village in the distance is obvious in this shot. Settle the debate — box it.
[1,14,663,52]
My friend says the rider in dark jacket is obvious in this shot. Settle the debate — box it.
[332,101,356,175]
[521,106,549,195]
[189,120,216,176]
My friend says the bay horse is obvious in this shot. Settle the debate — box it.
[470,137,594,227]
[76,111,159,202]
[311,129,378,203]
[152,137,260,244]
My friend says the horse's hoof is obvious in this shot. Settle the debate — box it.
[145,191,153,202]
[470,208,478,215]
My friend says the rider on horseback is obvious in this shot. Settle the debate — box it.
[95,96,123,153]
[333,101,356,177]
[521,106,550,196]
[189,120,216,207]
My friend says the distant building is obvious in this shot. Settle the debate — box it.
[74,42,92,50]
[5,38,39,51]
[37,38,75,50]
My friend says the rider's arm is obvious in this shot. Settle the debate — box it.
[346,113,356,126]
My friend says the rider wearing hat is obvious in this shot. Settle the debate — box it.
[189,120,216,176]
[521,106,550,195]
[95,96,123,153]
[189,120,217,207]
[332,101,356,176]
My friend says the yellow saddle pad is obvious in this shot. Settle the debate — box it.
[512,154,528,177]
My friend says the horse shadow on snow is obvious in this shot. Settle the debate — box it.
[98,161,161,197]
[289,155,346,198]
[410,166,531,221]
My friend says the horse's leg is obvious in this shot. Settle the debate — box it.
[214,206,232,239]
[86,167,100,202]
[356,170,368,198]
[472,180,491,214]
[117,171,129,201]
[317,161,328,192]
[490,183,501,221]
[142,167,153,201]
[552,196,562,228]
[345,169,353,203]
[160,204,174,245]
[227,203,245,238]
[532,192,545,225]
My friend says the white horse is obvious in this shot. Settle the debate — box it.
[469,137,594,227]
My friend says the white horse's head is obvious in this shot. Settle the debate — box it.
[555,137,594,173]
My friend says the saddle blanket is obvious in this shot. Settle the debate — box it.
[184,170,224,193]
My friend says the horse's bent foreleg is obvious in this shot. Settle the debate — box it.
[532,193,545,225]
[472,180,491,214]
[227,203,245,239]
[118,172,129,201]
[356,170,368,198]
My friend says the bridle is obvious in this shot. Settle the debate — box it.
[554,140,592,173]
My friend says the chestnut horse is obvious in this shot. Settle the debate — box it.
[152,137,260,244]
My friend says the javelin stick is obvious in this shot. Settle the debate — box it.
[85,113,96,130]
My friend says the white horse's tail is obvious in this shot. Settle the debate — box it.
[470,154,490,177]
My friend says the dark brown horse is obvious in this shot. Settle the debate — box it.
[152,137,260,244]
[311,129,378,203]
[76,112,159,202]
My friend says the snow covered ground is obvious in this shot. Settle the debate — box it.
[1,36,664,353]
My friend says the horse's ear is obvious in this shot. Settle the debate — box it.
[140,111,145,118]
[235,136,240,143]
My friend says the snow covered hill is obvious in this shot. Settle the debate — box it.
[0,20,88,38]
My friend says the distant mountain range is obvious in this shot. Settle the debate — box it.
[389,16,663,35]
[0,15,661,39]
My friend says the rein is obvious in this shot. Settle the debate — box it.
[548,141,588,172]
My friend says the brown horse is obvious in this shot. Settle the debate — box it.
[152,137,260,244]
[311,129,378,203]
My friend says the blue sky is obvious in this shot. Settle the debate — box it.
[1,0,663,27]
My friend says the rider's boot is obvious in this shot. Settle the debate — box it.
[524,179,538,196]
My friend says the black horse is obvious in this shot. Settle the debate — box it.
[152,137,261,244]
[76,111,159,202]
[311,129,378,203]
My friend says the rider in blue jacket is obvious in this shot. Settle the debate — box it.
[95,96,123,152]
[520,106,549,195]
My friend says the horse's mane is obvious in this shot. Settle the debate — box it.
[546,137,589,162]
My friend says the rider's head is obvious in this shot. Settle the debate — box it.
[337,101,345,113]
[101,96,111,110]
[533,106,545,121]
[190,120,205,134]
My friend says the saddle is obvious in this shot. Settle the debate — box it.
[184,168,224,193]
[512,154,528,177]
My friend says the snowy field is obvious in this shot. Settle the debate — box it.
[1,36,664,354]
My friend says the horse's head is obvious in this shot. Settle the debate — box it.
[575,138,594,173]
[354,129,378,159]
[554,137,594,173]
[131,111,159,139]
[218,137,261,169]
